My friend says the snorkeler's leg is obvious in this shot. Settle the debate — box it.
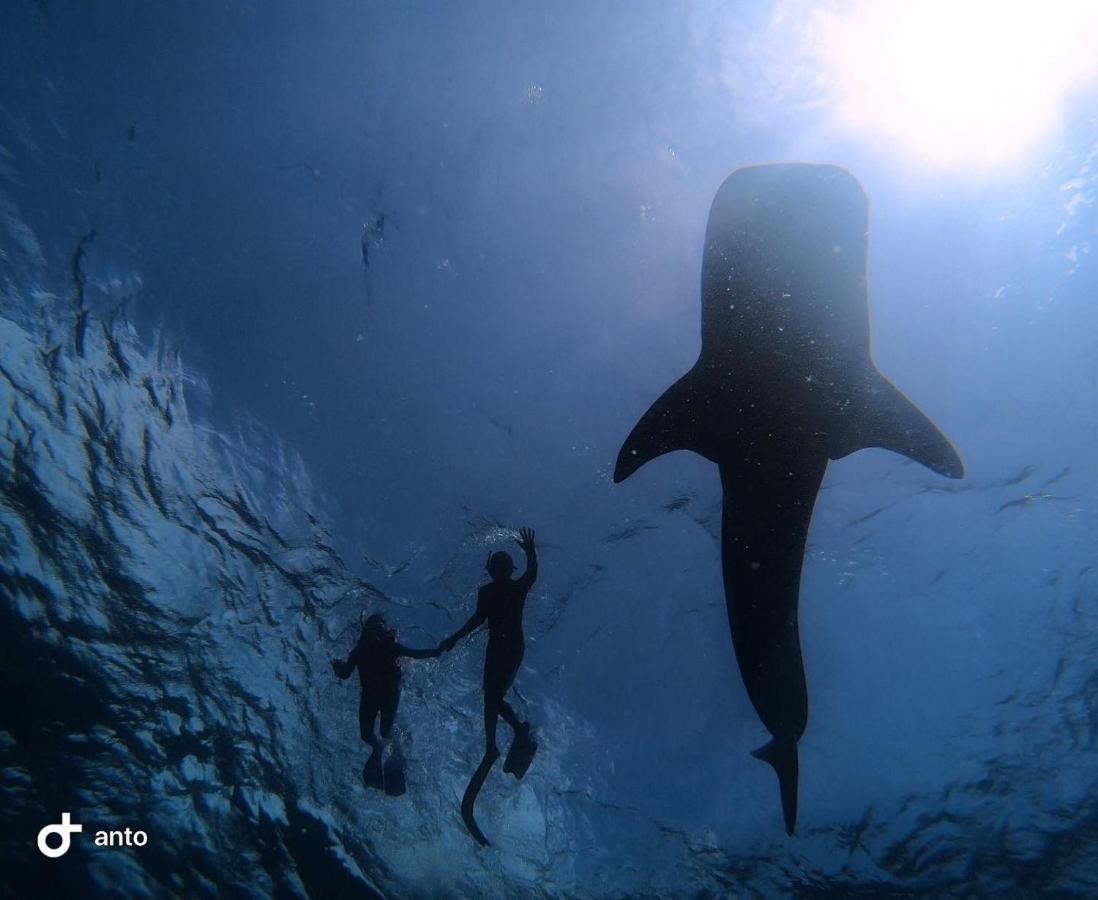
[379,686,406,796]
[497,645,526,733]
[360,693,385,789]
[359,693,381,748]
[464,688,502,846]
[499,649,536,777]
[482,692,502,758]
[499,699,521,731]
[483,641,522,752]
[379,685,400,741]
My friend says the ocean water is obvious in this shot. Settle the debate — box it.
[2,1,1098,896]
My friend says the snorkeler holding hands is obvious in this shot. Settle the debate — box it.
[438,527,539,846]
[332,613,440,796]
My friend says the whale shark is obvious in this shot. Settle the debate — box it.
[614,163,963,835]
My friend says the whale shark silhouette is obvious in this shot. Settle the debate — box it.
[614,163,963,835]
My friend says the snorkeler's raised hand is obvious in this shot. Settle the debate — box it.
[516,527,536,554]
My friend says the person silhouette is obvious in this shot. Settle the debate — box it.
[332,612,439,795]
[439,526,538,845]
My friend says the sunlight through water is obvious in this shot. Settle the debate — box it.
[815,0,1098,165]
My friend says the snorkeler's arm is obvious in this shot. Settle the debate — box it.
[395,643,442,660]
[516,527,537,589]
[331,635,365,679]
[439,598,487,653]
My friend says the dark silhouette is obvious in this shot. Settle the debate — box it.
[332,613,439,795]
[614,164,964,835]
[439,527,539,846]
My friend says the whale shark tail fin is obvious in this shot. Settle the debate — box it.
[752,737,799,836]
[614,368,706,483]
[831,370,964,479]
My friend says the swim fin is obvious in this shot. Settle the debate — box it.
[362,753,384,791]
[460,748,499,847]
[383,747,407,797]
[502,722,537,780]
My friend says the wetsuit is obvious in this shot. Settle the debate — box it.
[476,565,535,705]
[441,529,539,846]
[443,543,537,754]
[333,628,435,746]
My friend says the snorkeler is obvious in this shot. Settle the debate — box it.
[439,527,539,845]
[332,613,439,796]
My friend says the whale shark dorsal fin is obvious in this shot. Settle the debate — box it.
[831,369,965,479]
[614,368,706,482]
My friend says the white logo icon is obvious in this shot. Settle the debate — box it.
[37,813,83,858]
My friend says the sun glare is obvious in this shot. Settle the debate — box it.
[815,0,1098,166]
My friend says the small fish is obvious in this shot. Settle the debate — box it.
[1002,464,1037,486]
[360,212,388,271]
[360,210,400,305]
[995,493,1064,513]
[845,505,886,528]
[1043,466,1071,487]
[485,414,513,437]
[70,229,96,356]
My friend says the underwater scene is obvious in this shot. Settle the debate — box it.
[2,1,1098,896]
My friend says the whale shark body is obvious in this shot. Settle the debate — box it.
[614,164,963,835]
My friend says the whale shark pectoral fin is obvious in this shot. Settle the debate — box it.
[830,371,964,479]
[751,738,799,836]
[615,368,708,483]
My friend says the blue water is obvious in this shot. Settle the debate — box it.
[2,1,1097,896]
